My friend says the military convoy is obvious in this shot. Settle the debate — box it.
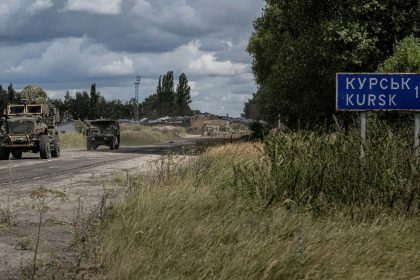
[0,85,122,159]
[0,102,60,160]
[86,119,120,150]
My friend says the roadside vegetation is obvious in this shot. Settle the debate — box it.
[59,124,184,150]
[59,133,86,150]
[120,124,185,146]
[90,120,420,279]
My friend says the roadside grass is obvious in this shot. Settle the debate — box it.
[95,123,420,279]
[59,125,184,150]
[59,133,85,150]
[121,124,184,146]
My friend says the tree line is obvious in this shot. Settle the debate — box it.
[0,83,18,111]
[0,72,195,121]
[245,0,420,128]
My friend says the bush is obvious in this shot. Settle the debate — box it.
[249,121,270,140]
[234,120,420,217]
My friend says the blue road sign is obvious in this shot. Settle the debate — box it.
[337,73,420,111]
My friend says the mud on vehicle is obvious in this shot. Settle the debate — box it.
[0,103,60,160]
[86,119,120,150]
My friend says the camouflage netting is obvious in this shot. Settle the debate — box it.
[19,85,48,104]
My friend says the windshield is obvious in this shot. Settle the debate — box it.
[89,127,100,135]
[90,121,116,134]
[7,118,35,134]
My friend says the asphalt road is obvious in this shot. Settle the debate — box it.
[0,139,205,185]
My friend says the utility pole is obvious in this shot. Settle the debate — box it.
[134,76,141,122]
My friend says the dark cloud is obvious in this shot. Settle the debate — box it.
[0,0,264,116]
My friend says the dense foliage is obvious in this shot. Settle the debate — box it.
[246,0,420,127]
[142,71,193,118]
[378,36,420,73]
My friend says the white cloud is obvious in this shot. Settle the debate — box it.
[64,0,122,15]
[91,56,134,76]
[4,37,134,81]
[28,0,53,15]
[129,0,205,34]
[0,0,53,31]
[130,0,153,16]
[188,53,246,76]
[129,41,247,77]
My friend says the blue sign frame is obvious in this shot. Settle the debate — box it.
[336,73,420,111]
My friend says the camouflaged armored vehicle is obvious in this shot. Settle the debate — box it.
[0,103,60,160]
[86,119,120,150]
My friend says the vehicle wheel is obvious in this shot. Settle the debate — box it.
[110,139,115,150]
[39,135,51,159]
[51,137,60,158]
[0,147,9,160]
[115,138,119,150]
[92,144,97,150]
[87,141,92,151]
[12,151,22,159]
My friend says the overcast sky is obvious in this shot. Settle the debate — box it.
[0,0,264,117]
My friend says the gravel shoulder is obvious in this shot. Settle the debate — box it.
[0,152,162,278]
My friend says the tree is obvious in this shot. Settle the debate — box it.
[247,0,420,127]
[158,71,175,116]
[142,94,159,119]
[89,83,100,119]
[7,83,16,103]
[376,36,420,124]
[242,92,263,120]
[176,73,192,116]
[378,36,420,73]
[0,84,7,113]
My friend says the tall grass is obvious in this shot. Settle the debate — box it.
[59,125,183,149]
[234,121,420,217]
[95,141,420,279]
[120,125,184,146]
[59,133,85,150]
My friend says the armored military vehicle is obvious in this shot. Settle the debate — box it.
[0,103,60,160]
[86,119,120,150]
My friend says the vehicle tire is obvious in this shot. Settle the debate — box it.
[110,138,115,150]
[0,147,9,160]
[87,141,92,151]
[51,137,60,158]
[115,138,119,150]
[116,135,121,149]
[92,144,97,150]
[39,135,51,159]
[12,151,22,159]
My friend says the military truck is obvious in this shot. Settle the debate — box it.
[0,103,60,160]
[86,119,120,150]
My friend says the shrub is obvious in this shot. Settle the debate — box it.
[234,120,420,217]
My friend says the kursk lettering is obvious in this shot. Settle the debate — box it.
[346,94,397,107]
[346,77,411,91]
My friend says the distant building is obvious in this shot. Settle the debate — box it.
[190,114,223,132]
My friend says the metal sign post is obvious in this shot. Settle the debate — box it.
[415,113,420,156]
[360,111,367,159]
